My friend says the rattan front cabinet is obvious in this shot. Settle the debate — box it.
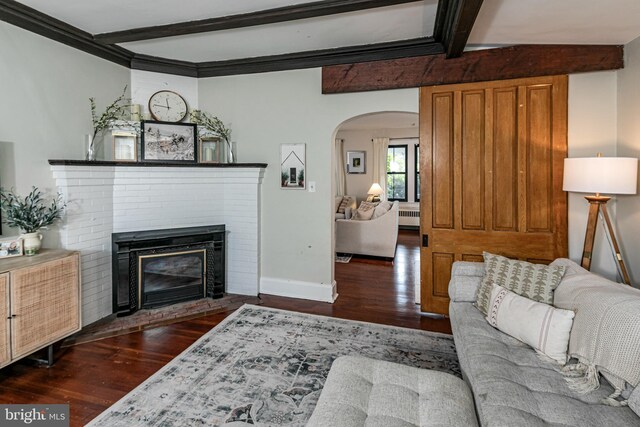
[0,250,81,368]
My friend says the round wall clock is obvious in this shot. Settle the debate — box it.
[148,90,188,122]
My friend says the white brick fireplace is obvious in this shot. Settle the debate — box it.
[50,162,265,326]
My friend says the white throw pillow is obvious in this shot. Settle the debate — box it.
[372,201,393,219]
[486,283,575,364]
[352,201,377,221]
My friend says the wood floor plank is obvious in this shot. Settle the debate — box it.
[0,230,451,426]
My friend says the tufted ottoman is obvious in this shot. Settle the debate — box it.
[307,356,478,427]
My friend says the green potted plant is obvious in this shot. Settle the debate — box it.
[88,86,132,160]
[190,109,234,163]
[0,187,66,256]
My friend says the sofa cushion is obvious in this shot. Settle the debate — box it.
[335,196,343,213]
[353,201,377,221]
[372,201,393,219]
[337,196,354,214]
[486,284,575,364]
[448,261,484,303]
[307,356,478,427]
[475,252,566,315]
[450,301,640,426]
[630,386,640,417]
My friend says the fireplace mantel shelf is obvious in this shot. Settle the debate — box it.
[49,159,267,168]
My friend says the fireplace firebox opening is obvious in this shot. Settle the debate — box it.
[112,225,225,316]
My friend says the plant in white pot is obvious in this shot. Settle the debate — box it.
[0,187,66,256]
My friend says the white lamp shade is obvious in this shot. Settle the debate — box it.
[563,157,638,195]
[368,183,384,196]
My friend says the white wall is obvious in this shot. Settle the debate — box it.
[0,21,627,301]
[337,128,418,203]
[197,68,622,298]
[199,69,418,293]
[567,72,620,280]
[0,21,130,242]
[616,35,640,285]
[130,70,198,118]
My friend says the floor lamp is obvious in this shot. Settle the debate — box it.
[563,155,638,284]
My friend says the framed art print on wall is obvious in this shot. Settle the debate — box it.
[346,151,366,174]
[141,121,198,163]
[280,144,306,189]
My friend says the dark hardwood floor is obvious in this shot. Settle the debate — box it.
[0,230,450,426]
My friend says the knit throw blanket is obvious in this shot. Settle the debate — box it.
[553,260,640,407]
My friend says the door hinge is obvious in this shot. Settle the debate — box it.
[422,234,429,247]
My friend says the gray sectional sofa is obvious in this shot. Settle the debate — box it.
[449,260,640,426]
[309,260,640,426]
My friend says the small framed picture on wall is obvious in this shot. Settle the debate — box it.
[346,151,366,174]
[280,143,306,189]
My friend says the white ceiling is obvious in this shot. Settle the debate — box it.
[121,3,434,62]
[469,0,640,45]
[340,112,418,131]
[14,0,640,63]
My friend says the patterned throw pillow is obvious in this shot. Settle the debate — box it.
[337,196,353,214]
[475,252,566,315]
[352,201,378,221]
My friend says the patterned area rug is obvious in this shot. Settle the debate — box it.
[88,305,459,426]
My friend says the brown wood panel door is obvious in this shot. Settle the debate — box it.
[420,76,568,315]
[10,254,80,359]
[0,274,9,368]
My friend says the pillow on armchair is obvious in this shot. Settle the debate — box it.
[352,201,378,220]
[372,201,393,219]
[337,196,354,214]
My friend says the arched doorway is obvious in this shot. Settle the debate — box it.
[331,111,421,305]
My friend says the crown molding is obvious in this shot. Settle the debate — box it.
[131,54,198,77]
[0,0,450,78]
[0,0,132,67]
[196,38,444,77]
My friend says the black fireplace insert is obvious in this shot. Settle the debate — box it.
[112,225,225,316]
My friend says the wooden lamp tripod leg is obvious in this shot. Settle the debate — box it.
[581,200,601,271]
[600,203,632,285]
[581,196,632,285]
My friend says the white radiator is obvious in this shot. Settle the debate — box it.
[399,208,420,227]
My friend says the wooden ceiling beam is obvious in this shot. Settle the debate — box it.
[321,44,624,93]
[434,0,484,58]
[94,0,422,45]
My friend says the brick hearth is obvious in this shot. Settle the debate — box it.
[64,294,261,346]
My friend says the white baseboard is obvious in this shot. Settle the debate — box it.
[260,277,337,303]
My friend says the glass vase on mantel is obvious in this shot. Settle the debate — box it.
[226,140,237,163]
[84,134,96,161]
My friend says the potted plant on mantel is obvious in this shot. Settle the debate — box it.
[190,109,234,163]
[0,187,66,256]
[87,86,132,161]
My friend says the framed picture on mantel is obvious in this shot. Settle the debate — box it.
[141,120,197,163]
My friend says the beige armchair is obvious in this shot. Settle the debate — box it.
[335,201,399,258]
